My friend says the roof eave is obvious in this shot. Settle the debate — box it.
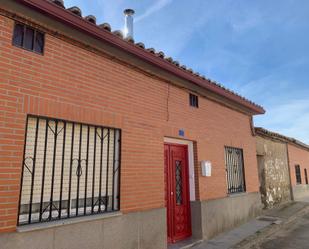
[15,0,265,115]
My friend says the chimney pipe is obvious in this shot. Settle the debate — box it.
[124,9,135,39]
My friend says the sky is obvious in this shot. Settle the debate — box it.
[64,0,309,143]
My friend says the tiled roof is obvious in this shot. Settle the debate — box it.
[255,127,309,151]
[38,0,265,114]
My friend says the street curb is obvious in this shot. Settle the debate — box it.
[232,202,309,249]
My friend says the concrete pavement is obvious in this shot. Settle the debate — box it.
[191,219,271,249]
[187,201,309,249]
[258,213,309,249]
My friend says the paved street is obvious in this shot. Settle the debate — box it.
[190,219,271,249]
[258,213,309,249]
[186,201,309,249]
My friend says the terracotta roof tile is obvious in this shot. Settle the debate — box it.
[98,23,111,32]
[67,6,82,17]
[84,15,96,24]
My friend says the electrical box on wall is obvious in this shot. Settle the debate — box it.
[201,161,212,177]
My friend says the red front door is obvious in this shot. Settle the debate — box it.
[164,143,192,243]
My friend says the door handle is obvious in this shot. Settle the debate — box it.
[171,192,174,195]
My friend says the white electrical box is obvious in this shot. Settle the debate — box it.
[201,161,212,177]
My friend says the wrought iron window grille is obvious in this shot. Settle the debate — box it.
[295,165,302,184]
[18,115,121,225]
[224,146,246,194]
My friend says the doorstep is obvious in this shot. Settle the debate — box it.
[168,238,203,249]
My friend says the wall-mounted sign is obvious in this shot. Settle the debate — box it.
[178,129,185,137]
[201,161,212,177]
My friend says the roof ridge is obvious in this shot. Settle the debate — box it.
[45,0,264,112]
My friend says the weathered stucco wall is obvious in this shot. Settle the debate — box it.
[191,192,262,240]
[256,136,292,208]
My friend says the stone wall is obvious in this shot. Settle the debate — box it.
[256,136,292,208]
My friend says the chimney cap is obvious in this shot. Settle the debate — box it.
[124,9,135,15]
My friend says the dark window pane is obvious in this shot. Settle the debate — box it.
[13,24,24,47]
[189,94,199,108]
[24,27,34,50]
[295,165,302,184]
[34,31,44,54]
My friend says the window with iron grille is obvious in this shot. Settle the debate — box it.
[18,115,121,225]
[189,93,199,108]
[305,169,308,185]
[295,165,302,184]
[295,165,301,184]
[224,146,246,194]
[12,23,45,54]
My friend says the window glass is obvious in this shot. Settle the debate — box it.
[295,165,302,184]
[12,23,44,55]
[24,27,34,50]
[175,160,183,205]
[34,31,44,54]
[13,23,24,47]
[189,94,199,108]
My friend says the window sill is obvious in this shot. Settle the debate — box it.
[227,192,247,198]
[17,211,122,233]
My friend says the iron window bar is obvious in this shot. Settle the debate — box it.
[189,93,199,108]
[12,22,45,54]
[224,146,246,194]
[18,115,121,226]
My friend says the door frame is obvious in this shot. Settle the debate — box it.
[164,138,196,201]
[164,141,192,243]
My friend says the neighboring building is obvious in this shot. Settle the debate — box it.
[255,128,292,208]
[0,1,265,249]
[255,128,309,209]
[288,142,309,200]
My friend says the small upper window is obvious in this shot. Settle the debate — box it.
[12,23,45,54]
[189,93,199,108]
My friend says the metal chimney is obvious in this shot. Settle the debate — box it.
[124,9,135,39]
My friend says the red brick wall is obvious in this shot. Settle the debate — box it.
[288,144,309,187]
[0,13,259,232]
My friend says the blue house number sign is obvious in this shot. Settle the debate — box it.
[179,129,185,137]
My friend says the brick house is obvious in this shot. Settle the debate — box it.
[0,1,266,248]
[255,128,309,208]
